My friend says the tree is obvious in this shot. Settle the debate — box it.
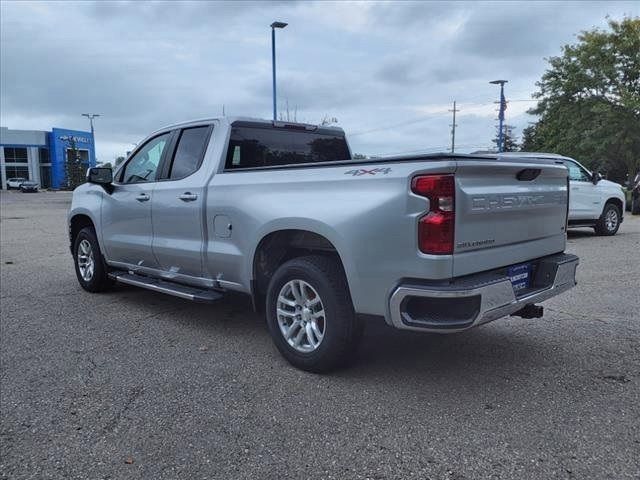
[115,156,126,167]
[64,137,87,190]
[522,17,640,182]
[492,124,520,152]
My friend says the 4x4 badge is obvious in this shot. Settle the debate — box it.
[344,168,391,176]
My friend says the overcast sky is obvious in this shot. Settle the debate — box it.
[1,1,638,162]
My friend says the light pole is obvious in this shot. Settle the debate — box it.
[81,113,100,165]
[489,80,508,152]
[270,21,288,122]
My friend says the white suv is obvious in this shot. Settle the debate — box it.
[499,153,625,236]
[6,177,27,190]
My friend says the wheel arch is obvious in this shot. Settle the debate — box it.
[604,197,624,217]
[250,228,352,312]
[69,213,97,254]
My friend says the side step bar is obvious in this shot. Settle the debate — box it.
[109,272,224,303]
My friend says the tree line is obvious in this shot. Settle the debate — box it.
[501,17,639,184]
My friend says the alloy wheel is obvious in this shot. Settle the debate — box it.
[605,208,618,232]
[276,279,326,353]
[77,239,95,282]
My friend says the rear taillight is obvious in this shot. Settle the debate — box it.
[411,174,455,254]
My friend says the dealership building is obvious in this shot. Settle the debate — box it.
[0,126,96,190]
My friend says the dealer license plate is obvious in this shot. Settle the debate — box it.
[508,263,531,292]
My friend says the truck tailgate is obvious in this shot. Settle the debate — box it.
[453,160,568,277]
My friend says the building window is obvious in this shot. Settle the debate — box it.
[5,165,30,179]
[66,149,89,163]
[39,148,50,164]
[4,147,28,163]
[39,166,52,188]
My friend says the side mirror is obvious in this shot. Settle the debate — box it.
[592,172,602,185]
[87,167,113,185]
[87,167,114,193]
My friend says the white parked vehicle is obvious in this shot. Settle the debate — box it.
[499,153,625,236]
[6,177,27,190]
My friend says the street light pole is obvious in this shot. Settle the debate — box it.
[489,80,508,152]
[270,21,288,122]
[81,113,100,165]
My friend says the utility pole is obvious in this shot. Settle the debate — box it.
[81,113,100,165]
[489,80,508,152]
[449,100,459,153]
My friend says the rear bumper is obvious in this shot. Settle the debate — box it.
[388,253,579,333]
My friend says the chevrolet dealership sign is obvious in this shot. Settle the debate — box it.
[59,135,90,144]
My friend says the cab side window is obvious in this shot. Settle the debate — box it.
[167,126,210,179]
[564,161,591,182]
[121,133,170,184]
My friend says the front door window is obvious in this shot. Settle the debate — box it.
[121,133,170,184]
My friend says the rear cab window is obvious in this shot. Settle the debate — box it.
[225,123,351,170]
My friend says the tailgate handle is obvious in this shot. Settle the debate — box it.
[516,169,541,181]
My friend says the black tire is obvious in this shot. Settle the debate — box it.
[594,202,621,236]
[73,227,112,292]
[632,197,640,215]
[265,255,361,373]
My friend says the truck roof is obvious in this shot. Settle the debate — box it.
[151,116,346,136]
[497,151,573,161]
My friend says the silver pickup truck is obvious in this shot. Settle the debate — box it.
[68,117,579,372]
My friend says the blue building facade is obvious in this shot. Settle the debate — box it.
[0,126,96,189]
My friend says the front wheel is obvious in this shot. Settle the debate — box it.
[594,203,621,236]
[265,255,361,373]
[73,227,112,292]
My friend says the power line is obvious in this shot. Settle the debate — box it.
[349,100,535,138]
[349,113,447,137]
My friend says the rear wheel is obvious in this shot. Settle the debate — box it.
[594,203,621,236]
[265,255,361,373]
[73,227,112,292]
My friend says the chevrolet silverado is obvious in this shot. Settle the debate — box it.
[68,117,579,372]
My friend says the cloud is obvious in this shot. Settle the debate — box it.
[1,0,638,161]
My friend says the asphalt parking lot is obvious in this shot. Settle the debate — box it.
[1,190,638,480]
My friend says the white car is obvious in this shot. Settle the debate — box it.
[6,177,28,190]
[499,153,625,236]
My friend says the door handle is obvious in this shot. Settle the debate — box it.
[135,193,150,202]
[178,192,198,202]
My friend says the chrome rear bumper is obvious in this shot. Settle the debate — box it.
[388,253,579,333]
